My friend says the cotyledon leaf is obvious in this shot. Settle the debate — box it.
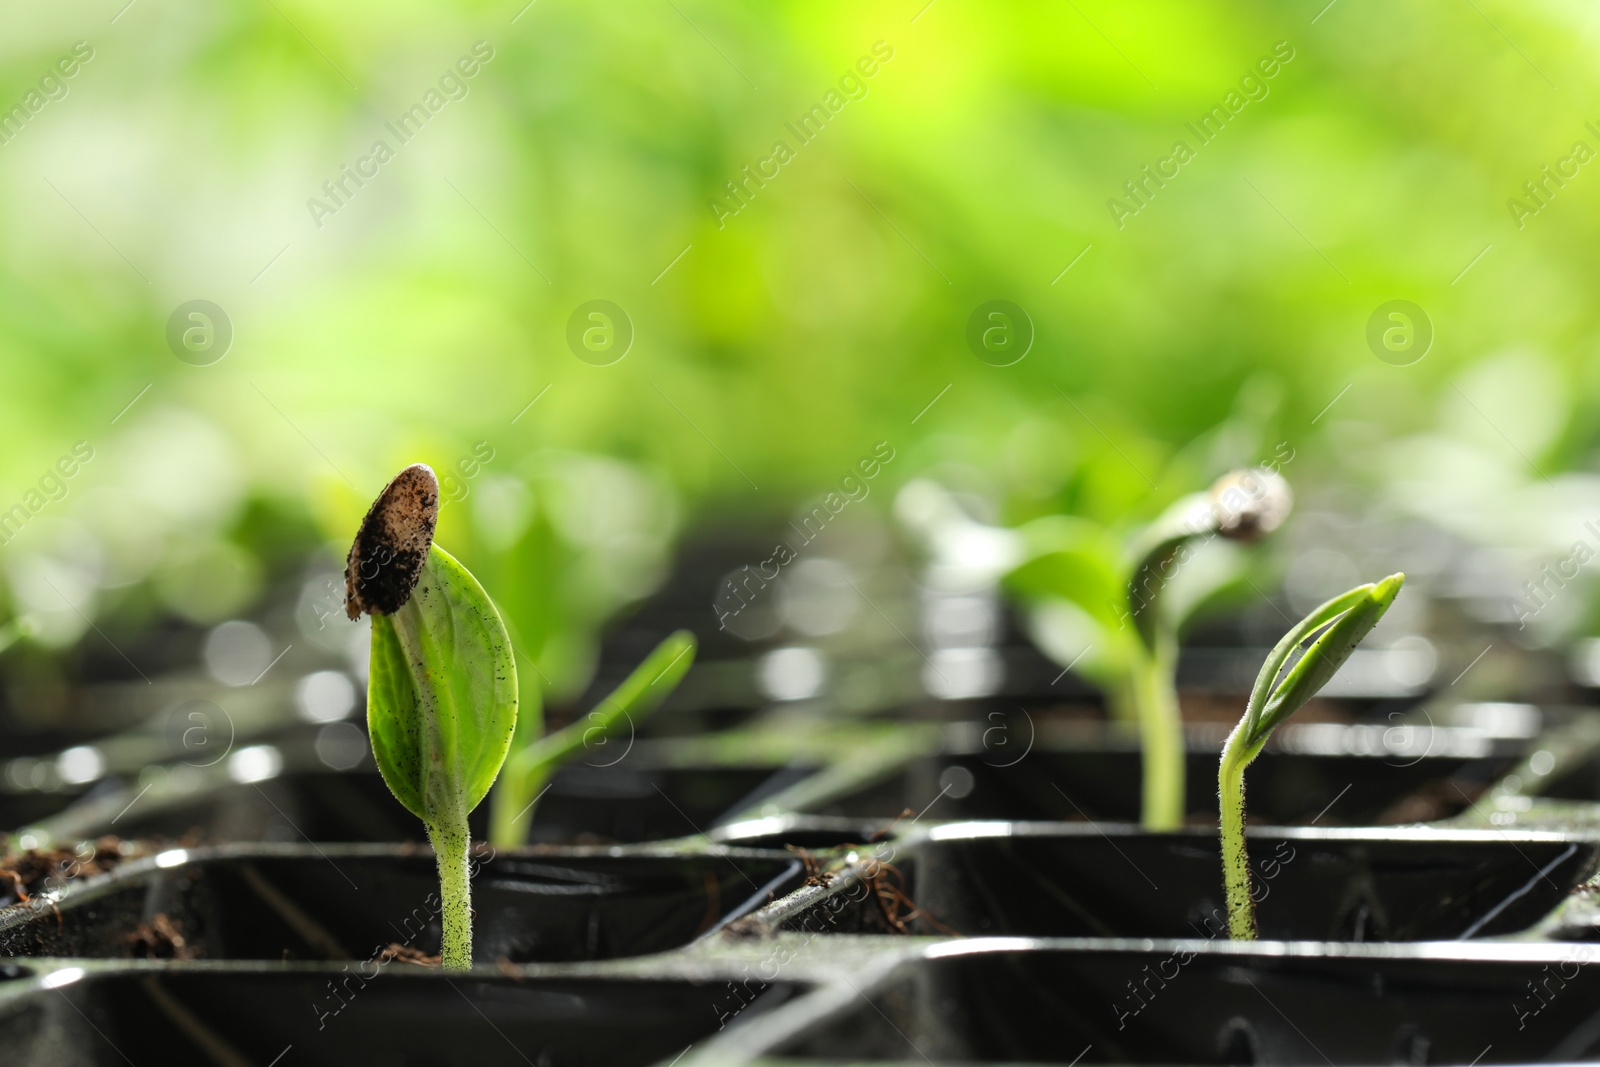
[1242,573,1403,749]
[1250,573,1402,744]
[368,544,518,823]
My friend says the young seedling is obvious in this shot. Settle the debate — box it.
[1218,573,1403,939]
[489,629,697,849]
[1005,467,1292,830]
[346,464,517,971]
[1123,468,1293,830]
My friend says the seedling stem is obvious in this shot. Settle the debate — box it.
[1218,574,1403,939]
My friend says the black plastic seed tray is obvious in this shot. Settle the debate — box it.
[8,702,1600,1067]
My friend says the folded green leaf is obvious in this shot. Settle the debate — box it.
[368,544,519,824]
[1242,573,1403,749]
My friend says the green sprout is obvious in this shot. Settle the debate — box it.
[346,464,517,971]
[1218,573,1403,939]
[488,628,697,849]
[1006,467,1292,830]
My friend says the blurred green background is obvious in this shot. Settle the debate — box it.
[3,0,1599,692]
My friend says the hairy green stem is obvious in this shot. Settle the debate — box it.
[427,816,473,970]
[1218,723,1260,939]
[1133,645,1184,831]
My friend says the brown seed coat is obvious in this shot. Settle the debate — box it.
[345,464,439,619]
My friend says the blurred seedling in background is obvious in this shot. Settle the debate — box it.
[489,628,695,849]
[346,463,517,971]
[906,465,1291,831]
[1105,466,1294,830]
[1219,574,1402,939]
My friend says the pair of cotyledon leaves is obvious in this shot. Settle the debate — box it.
[365,550,517,824]
[1238,572,1404,755]
[1003,468,1296,673]
[346,464,516,824]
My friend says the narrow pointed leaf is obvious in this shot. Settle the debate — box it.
[368,544,519,823]
[1244,574,1403,748]
[508,629,696,780]
[1240,583,1371,744]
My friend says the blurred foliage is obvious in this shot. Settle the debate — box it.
[4,0,1600,680]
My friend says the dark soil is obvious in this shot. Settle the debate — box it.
[0,836,142,907]
[378,942,441,967]
[122,913,196,960]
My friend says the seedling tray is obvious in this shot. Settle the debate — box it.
[8,703,1600,1065]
